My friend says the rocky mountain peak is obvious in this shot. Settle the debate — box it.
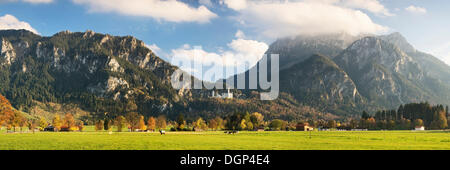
[267,32,362,70]
[378,32,416,53]
[339,36,421,77]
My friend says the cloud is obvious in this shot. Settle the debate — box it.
[0,0,53,4]
[430,42,450,65]
[222,0,248,11]
[338,0,393,16]
[23,0,53,4]
[72,0,218,23]
[170,30,268,80]
[199,0,213,7]
[235,30,245,39]
[0,14,38,34]
[146,43,161,55]
[405,5,427,14]
[228,0,388,38]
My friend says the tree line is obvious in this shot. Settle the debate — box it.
[3,91,450,132]
[353,102,449,130]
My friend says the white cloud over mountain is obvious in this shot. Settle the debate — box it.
[224,0,389,38]
[0,14,38,34]
[72,0,217,23]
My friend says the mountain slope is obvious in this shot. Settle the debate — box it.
[379,32,450,84]
[334,36,450,109]
[0,29,188,121]
[280,54,365,115]
[267,33,361,70]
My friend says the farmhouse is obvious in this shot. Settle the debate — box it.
[415,126,425,131]
[296,123,314,131]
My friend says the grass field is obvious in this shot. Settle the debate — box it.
[1,127,450,150]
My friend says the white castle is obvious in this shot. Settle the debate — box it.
[211,89,233,99]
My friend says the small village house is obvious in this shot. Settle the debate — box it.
[296,123,314,131]
[415,126,425,131]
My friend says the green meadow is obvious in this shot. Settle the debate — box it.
[1,127,450,150]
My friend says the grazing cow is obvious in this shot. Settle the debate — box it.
[159,130,166,135]
[226,130,238,134]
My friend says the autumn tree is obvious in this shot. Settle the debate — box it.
[63,113,75,129]
[126,112,140,132]
[436,111,448,129]
[240,119,247,130]
[17,113,26,132]
[27,120,37,133]
[156,115,167,130]
[95,120,104,131]
[147,117,156,131]
[39,117,48,131]
[194,118,207,131]
[414,119,424,127]
[269,119,283,131]
[215,117,224,130]
[78,121,84,132]
[0,95,24,132]
[327,120,337,129]
[0,94,13,124]
[176,114,185,130]
[208,119,218,130]
[246,121,254,131]
[52,115,62,131]
[138,116,146,131]
[250,112,264,128]
[115,116,127,132]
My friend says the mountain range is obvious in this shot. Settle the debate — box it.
[259,32,450,115]
[1,29,449,122]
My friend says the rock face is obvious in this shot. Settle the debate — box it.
[0,38,16,65]
[335,36,450,109]
[280,54,364,115]
[334,37,428,108]
[379,32,450,85]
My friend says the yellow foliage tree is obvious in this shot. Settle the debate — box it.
[147,117,156,131]
[52,115,62,131]
[39,117,48,130]
[138,116,146,131]
[63,113,75,129]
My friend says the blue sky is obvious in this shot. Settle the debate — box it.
[0,0,449,80]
